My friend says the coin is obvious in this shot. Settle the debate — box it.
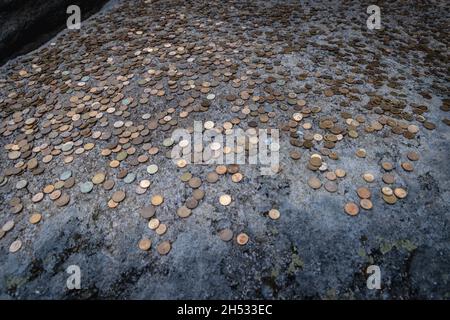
[92,172,106,184]
[356,187,371,199]
[219,194,232,206]
[80,181,94,193]
[180,172,192,182]
[268,209,280,220]
[56,193,70,207]
[103,179,115,190]
[360,199,373,210]
[215,165,227,175]
[381,162,393,171]
[206,172,219,183]
[381,187,393,196]
[236,233,249,245]
[155,224,167,235]
[140,206,156,219]
[157,241,171,255]
[356,148,366,158]
[219,229,233,242]
[112,190,126,203]
[407,151,420,161]
[383,194,397,204]
[147,164,158,174]
[335,169,346,178]
[307,177,322,189]
[231,173,243,183]
[140,179,151,189]
[324,181,338,193]
[151,195,164,206]
[382,173,395,184]
[177,206,192,218]
[362,173,375,183]
[138,238,152,251]
[325,171,337,181]
[290,151,301,160]
[2,220,15,232]
[394,188,408,199]
[29,213,42,224]
[344,202,359,216]
[9,239,22,253]
[188,177,202,188]
[32,192,44,203]
[148,218,160,230]
[192,189,205,200]
[401,162,414,172]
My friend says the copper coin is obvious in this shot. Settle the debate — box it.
[383,194,397,204]
[325,171,337,181]
[192,189,205,200]
[112,190,126,203]
[32,192,44,203]
[43,184,55,194]
[103,179,115,190]
[344,202,359,216]
[157,241,171,255]
[401,162,414,172]
[56,193,70,207]
[155,224,167,236]
[381,187,393,196]
[138,238,152,251]
[188,177,202,188]
[236,233,249,245]
[362,173,375,183]
[107,199,118,208]
[407,151,420,161]
[148,218,160,230]
[215,165,227,175]
[140,206,156,219]
[394,188,408,199]
[360,199,373,210]
[49,189,62,200]
[356,187,371,199]
[290,151,301,160]
[231,173,243,183]
[177,206,192,218]
[219,229,233,242]
[381,162,393,171]
[382,173,395,184]
[206,172,219,183]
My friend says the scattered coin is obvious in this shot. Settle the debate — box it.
[360,199,373,210]
[219,194,232,206]
[307,177,322,189]
[157,241,171,255]
[9,239,22,253]
[268,209,280,220]
[394,188,408,199]
[236,233,249,245]
[138,238,152,251]
[112,190,126,203]
[29,213,42,224]
[219,229,233,242]
[344,202,359,216]
[151,195,164,206]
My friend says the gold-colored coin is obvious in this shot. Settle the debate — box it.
[383,194,397,204]
[362,173,375,183]
[155,224,167,235]
[148,218,160,230]
[112,190,126,203]
[92,172,106,184]
[216,165,227,175]
[394,188,408,199]
[231,173,243,183]
[219,194,232,206]
[335,169,346,178]
[356,187,371,199]
[29,213,42,224]
[138,238,152,251]
[151,195,164,206]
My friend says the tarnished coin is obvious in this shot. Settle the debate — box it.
[324,181,338,193]
[32,192,44,203]
[383,194,397,204]
[80,181,94,193]
[177,206,192,218]
[382,173,395,184]
[344,202,359,216]
[362,173,375,183]
[401,162,414,172]
[9,239,22,253]
[219,229,233,242]
[360,199,373,210]
[192,189,205,200]
[138,238,152,251]
[147,164,159,174]
[56,193,70,207]
[112,190,126,203]
[231,172,243,183]
[236,233,249,245]
[407,151,420,161]
[157,241,171,255]
[206,172,219,183]
[103,179,115,190]
[188,177,202,188]
[2,220,15,232]
[307,177,322,189]
[140,206,156,219]
[335,169,346,178]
